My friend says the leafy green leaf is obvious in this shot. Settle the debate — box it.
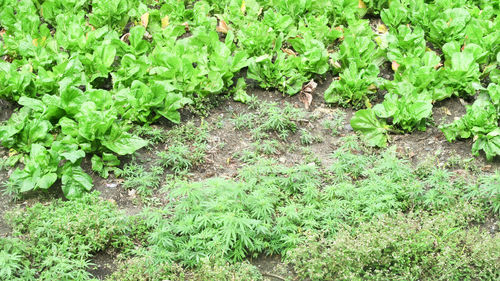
[350,109,389,147]
[60,150,85,164]
[472,129,500,161]
[61,163,93,199]
[102,125,148,155]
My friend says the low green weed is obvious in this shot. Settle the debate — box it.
[233,113,256,130]
[106,257,262,281]
[2,192,127,280]
[253,140,280,155]
[156,144,193,172]
[156,121,209,173]
[466,171,500,215]
[233,101,310,143]
[233,149,259,164]
[122,163,164,197]
[299,128,322,145]
[258,102,304,140]
[322,110,346,136]
[288,205,498,281]
[134,125,166,145]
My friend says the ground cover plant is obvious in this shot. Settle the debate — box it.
[0,0,499,280]
[0,0,498,197]
[2,141,498,280]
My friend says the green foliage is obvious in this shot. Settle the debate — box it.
[321,110,346,136]
[350,109,390,147]
[288,206,499,281]
[253,139,281,155]
[122,163,163,197]
[374,81,433,132]
[342,1,500,157]
[117,145,496,273]
[441,90,499,160]
[1,1,499,279]
[106,257,262,281]
[2,141,497,279]
[1,0,497,199]
[324,63,380,108]
[156,121,209,173]
[2,192,126,280]
[466,171,500,215]
[299,128,321,145]
[148,178,275,266]
[256,102,305,140]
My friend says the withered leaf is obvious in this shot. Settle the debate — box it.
[299,80,318,110]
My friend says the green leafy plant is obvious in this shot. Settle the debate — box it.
[122,163,164,197]
[3,192,127,279]
[288,206,498,281]
[466,171,500,215]
[441,91,499,160]
[324,62,380,108]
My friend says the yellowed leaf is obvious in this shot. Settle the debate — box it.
[391,61,400,71]
[377,24,388,34]
[161,15,170,29]
[365,99,372,109]
[358,0,367,9]
[241,0,246,14]
[334,26,344,40]
[32,38,38,47]
[257,7,263,16]
[443,107,452,116]
[141,12,150,28]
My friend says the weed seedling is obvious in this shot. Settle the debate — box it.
[122,163,163,197]
[322,110,346,136]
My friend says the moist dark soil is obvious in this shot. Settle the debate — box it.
[250,254,295,281]
[88,250,119,280]
[0,81,498,279]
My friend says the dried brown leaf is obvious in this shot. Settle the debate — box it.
[299,80,318,110]
[216,18,229,33]
[282,48,297,56]
[120,33,130,44]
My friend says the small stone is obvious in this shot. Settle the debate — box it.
[128,189,137,198]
